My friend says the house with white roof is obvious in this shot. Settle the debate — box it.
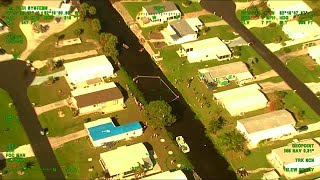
[0,19,9,35]
[198,61,253,88]
[84,117,143,147]
[64,55,114,88]
[267,0,312,22]
[308,45,320,64]
[142,170,188,179]
[213,84,268,116]
[71,82,124,115]
[22,0,73,16]
[267,138,320,179]
[161,18,203,45]
[236,110,297,146]
[282,20,320,40]
[99,143,153,179]
[139,2,181,27]
[177,37,232,63]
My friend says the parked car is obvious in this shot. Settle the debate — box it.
[296,125,308,132]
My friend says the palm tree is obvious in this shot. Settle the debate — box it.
[88,6,96,17]
[23,161,35,170]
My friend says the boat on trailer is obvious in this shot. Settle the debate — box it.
[176,136,190,153]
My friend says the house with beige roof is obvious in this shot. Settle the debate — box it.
[71,82,124,115]
[64,55,114,88]
[308,45,320,64]
[236,110,297,146]
[267,138,320,179]
[22,0,73,16]
[99,143,153,179]
[161,18,203,45]
[267,0,312,22]
[139,2,181,27]
[177,37,232,63]
[213,84,268,116]
[198,61,253,88]
[282,20,320,40]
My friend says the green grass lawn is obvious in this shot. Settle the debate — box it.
[173,0,203,14]
[250,25,290,44]
[0,1,27,55]
[199,25,237,40]
[283,91,320,125]
[0,89,29,151]
[27,20,100,61]
[27,77,71,106]
[2,157,45,180]
[198,14,222,23]
[286,56,320,83]
[141,23,166,40]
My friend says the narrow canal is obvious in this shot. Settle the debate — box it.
[88,0,237,179]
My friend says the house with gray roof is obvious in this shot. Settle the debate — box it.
[139,2,181,27]
[236,110,297,146]
[161,17,203,45]
[198,61,253,88]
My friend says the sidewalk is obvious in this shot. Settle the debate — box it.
[34,99,69,115]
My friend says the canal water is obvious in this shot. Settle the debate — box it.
[88,0,237,179]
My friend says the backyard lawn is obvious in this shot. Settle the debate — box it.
[198,14,222,23]
[0,1,27,54]
[123,0,203,19]
[286,56,320,83]
[199,25,237,40]
[27,77,71,106]
[27,20,100,61]
[283,91,320,125]
[0,89,29,152]
[250,25,290,44]
[2,157,45,180]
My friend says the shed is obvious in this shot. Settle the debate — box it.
[308,45,320,64]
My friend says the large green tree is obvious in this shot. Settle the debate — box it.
[219,130,246,152]
[91,18,101,32]
[79,2,90,20]
[207,116,226,134]
[142,100,176,127]
[100,33,119,59]
[88,6,97,17]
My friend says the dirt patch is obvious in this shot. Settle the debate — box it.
[149,32,164,39]
[152,42,167,49]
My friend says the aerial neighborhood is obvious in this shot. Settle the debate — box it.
[0,0,320,179]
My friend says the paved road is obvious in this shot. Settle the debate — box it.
[201,0,320,116]
[0,60,65,179]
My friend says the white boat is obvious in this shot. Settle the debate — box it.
[176,136,190,153]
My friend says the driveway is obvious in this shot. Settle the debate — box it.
[201,0,320,116]
[259,81,291,93]
[34,99,69,115]
[48,129,88,149]
[31,70,66,86]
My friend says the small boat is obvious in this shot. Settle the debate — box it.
[176,136,190,153]
[139,47,144,52]
[122,43,129,49]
